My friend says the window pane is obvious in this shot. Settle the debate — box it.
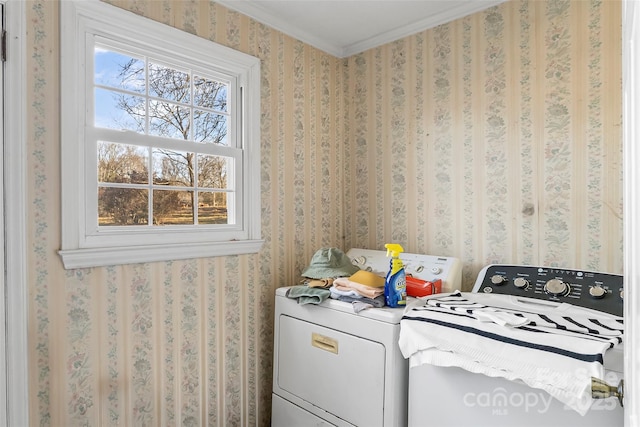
[94,47,145,93]
[153,190,193,225]
[198,192,228,224]
[149,62,190,103]
[95,88,146,132]
[193,110,227,145]
[152,149,194,187]
[198,154,229,189]
[149,100,191,139]
[98,142,149,184]
[98,187,148,226]
[194,76,228,112]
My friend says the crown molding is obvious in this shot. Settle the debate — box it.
[216,0,508,58]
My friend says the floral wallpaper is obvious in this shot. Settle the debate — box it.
[25,0,621,426]
[343,0,622,285]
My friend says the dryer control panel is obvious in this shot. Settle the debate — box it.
[346,248,462,294]
[472,264,623,316]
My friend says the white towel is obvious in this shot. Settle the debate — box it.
[329,287,362,299]
[399,292,623,416]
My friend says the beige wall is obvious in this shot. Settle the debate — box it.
[25,0,621,425]
[342,0,623,284]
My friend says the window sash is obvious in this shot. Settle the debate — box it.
[85,131,244,235]
[90,36,236,145]
[59,0,262,268]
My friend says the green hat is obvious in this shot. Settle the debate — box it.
[301,247,360,279]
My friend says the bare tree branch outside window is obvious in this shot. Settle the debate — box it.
[95,48,231,226]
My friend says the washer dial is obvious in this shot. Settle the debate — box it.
[544,278,570,297]
[490,275,507,286]
[589,285,606,299]
[513,277,529,289]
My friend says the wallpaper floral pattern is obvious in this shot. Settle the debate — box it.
[343,0,622,285]
[25,0,621,426]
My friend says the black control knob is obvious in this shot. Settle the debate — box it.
[544,279,570,297]
[589,285,606,299]
[490,275,507,286]
[513,277,529,289]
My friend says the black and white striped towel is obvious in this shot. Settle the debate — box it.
[398,291,624,416]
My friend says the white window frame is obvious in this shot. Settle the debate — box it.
[59,0,262,269]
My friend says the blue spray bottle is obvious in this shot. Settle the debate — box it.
[384,243,407,307]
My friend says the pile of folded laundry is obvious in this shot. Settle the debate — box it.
[285,247,386,312]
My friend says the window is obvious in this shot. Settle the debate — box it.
[59,1,262,269]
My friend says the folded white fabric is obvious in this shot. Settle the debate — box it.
[333,277,384,299]
[399,291,624,416]
[329,287,362,299]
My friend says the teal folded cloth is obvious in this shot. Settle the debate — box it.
[285,285,331,305]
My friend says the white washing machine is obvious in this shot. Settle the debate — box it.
[405,264,625,427]
[271,248,461,427]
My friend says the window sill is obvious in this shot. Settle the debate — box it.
[58,239,264,269]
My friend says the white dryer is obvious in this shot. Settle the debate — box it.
[271,248,461,427]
